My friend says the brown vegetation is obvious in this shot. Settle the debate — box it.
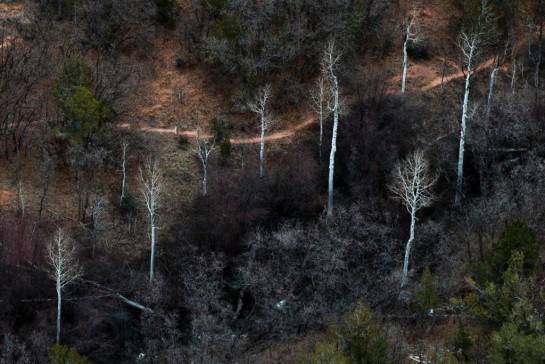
[0,0,545,362]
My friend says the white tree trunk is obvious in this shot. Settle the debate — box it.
[511,59,517,91]
[327,76,339,218]
[47,230,81,344]
[455,44,474,206]
[56,278,61,343]
[260,114,265,178]
[401,32,409,101]
[401,207,416,288]
[140,159,161,283]
[485,68,497,129]
[319,103,323,161]
[248,85,271,178]
[150,219,155,283]
[202,161,208,196]
[149,195,155,283]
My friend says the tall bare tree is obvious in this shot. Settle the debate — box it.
[322,40,342,219]
[456,30,482,206]
[46,229,82,344]
[455,0,496,205]
[401,7,421,101]
[248,84,273,178]
[389,151,436,288]
[194,132,217,196]
[485,61,498,129]
[310,76,331,161]
[140,158,162,282]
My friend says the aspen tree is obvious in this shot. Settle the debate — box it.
[322,40,342,219]
[389,151,436,288]
[248,84,273,178]
[140,158,162,282]
[46,229,82,343]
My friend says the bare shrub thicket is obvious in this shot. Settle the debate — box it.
[173,147,319,253]
[189,0,391,96]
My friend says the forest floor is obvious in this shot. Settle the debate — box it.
[0,0,525,362]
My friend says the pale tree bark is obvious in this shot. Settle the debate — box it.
[511,49,517,92]
[401,7,420,101]
[322,40,342,219]
[140,158,162,283]
[46,229,82,344]
[120,141,129,206]
[194,132,217,196]
[248,84,273,178]
[310,76,331,161]
[485,66,497,129]
[456,31,481,206]
[388,151,436,288]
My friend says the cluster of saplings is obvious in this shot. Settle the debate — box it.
[0,0,545,362]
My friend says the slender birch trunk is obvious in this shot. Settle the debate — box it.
[485,67,497,129]
[401,10,419,101]
[202,160,208,196]
[401,206,416,287]
[327,75,339,218]
[319,102,323,161]
[456,35,477,206]
[150,223,155,282]
[260,116,265,177]
[248,85,272,178]
[140,159,161,283]
[149,189,156,282]
[195,135,216,196]
[56,277,61,343]
[401,32,409,101]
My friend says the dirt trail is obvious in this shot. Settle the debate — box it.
[418,56,497,92]
[133,54,500,144]
[122,115,315,144]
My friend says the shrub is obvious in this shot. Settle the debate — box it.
[490,322,545,363]
[447,325,474,362]
[453,251,544,329]
[53,56,94,101]
[0,334,31,364]
[474,220,540,283]
[412,267,438,317]
[307,343,348,364]
[177,134,190,149]
[55,86,109,147]
[47,344,89,364]
[153,0,177,25]
[175,57,186,69]
[327,299,390,364]
[211,117,232,163]
[209,11,241,42]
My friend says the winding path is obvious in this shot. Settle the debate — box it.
[133,55,501,144]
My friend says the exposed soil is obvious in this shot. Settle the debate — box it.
[130,54,502,144]
[0,190,14,207]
